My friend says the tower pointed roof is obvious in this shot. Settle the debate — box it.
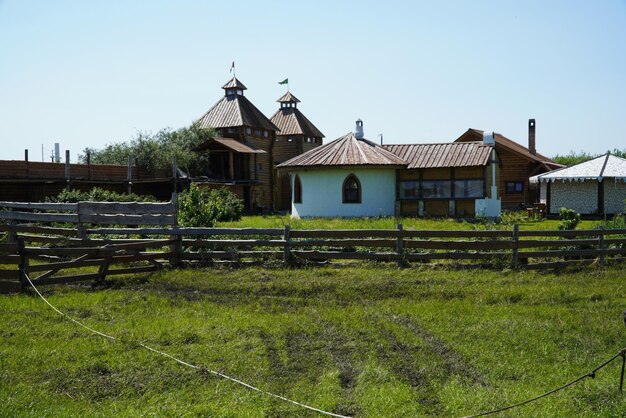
[270,91,324,138]
[277,91,300,103]
[196,78,278,131]
[222,77,247,90]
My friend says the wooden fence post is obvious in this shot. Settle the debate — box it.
[396,223,404,268]
[169,193,181,267]
[512,224,519,269]
[97,246,113,285]
[7,208,16,243]
[76,202,86,239]
[283,225,291,267]
[127,155,133,194]
[17,237,28,292]
[598,226,606,267]
[169,235,182,267]
[65,150,71,191]
[171,192,179,225]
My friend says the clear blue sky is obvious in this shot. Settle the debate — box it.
[1,0,625,162]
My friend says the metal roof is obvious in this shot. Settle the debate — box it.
[383,142,492,169]
[222,77,247,90]
[195,137,266,154]
[277,132,407,168]
[455,128,563,169]
[530,154,626,183]
[270,107,324,138]
[277,91,300,103]
[196,93,278,132]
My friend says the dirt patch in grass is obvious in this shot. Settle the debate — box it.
[377,327,443,413]
[389,314,487,386]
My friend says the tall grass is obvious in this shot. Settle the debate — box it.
[216,213,601,231]
[2,266,625,417]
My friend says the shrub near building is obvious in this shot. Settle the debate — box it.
[178,185,243,227]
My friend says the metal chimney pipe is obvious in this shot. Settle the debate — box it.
[528,119,536,155]
[355,119,364,139]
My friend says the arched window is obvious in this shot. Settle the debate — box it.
[342,174,361,204]
[293,174,302,203]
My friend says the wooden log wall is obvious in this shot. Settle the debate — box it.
[0,160,173,201]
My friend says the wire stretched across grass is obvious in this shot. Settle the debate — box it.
[24,272,351,418]
[462,347,626,417]
[24,271,626,417]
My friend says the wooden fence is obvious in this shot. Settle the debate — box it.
[1,220,626,292]
[0,197,178,292]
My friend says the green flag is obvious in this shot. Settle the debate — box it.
[278,78,288,85]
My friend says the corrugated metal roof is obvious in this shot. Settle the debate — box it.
[195,137,266,154]
[383,142,492,169]
[270,107,324,138]
[277,132,407,168]
[222,77,247,90]
[530,154,626,183]
[196,93,278,132]
[277,91,300,103]
[455,129,563,169]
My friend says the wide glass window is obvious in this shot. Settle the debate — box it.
[454,179,484,198]
[343,174,361,204]
[421,180,451,199]
[399,181,419,199]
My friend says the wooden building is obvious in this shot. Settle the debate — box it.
[384,141,498,217]
[279,121,501,218]
[454,119,562,210]
[194,78,322,212]
[270,91,324,211]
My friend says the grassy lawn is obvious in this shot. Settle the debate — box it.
[215,213,602,231]
[2,265,626,417]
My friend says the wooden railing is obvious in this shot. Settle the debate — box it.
[0,195,178,241]
[1,223,626,292]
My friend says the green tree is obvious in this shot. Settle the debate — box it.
[80,124,215,176]
[552,149,626,167]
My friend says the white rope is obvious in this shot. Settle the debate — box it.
[24,273,351,418]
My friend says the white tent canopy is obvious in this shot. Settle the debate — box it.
[529,153,626,184]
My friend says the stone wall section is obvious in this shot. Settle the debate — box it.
[604,180,626,214]
[550,181,597,214]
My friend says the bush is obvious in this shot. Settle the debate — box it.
[178,185,243,227]
[47,187,155,203]
[557,207,581,230]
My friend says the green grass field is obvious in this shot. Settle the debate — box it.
[215,213,602,231]
[2,265,626,417]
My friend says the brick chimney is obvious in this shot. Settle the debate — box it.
[528,119,536,155]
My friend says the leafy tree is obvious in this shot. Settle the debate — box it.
[80,124,215,176]
[552,149,626,167]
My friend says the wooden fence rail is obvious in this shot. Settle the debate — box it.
[0,195,178,240]
[1,222,626,292]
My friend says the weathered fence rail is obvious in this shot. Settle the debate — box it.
[1,197,626,292]
[0,196,178,241]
